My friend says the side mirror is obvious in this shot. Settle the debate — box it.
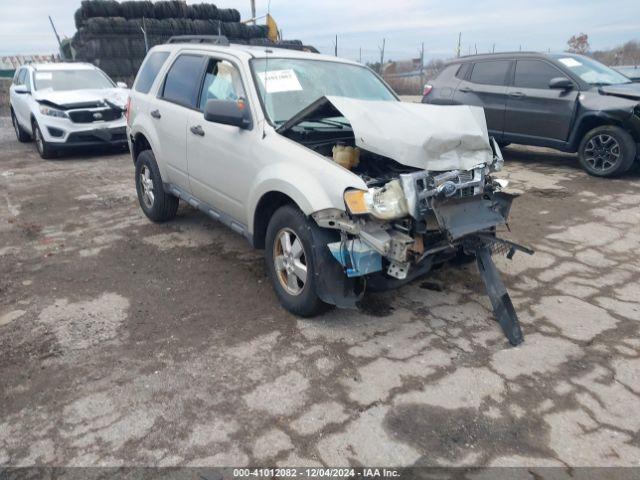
[14,85,30,94]
[549,77,574,90]
[116,81,128,89]
[204,99,251,130]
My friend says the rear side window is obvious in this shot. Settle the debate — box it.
[161,54,205,108]
[456,63,471,79]
[514,60,564,89]
[469,61,511,86]
[134,51,170,94]
[435,64,459,81]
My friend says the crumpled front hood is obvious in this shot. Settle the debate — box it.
[34,88,129,109]
[599,83,640,101]
[278,96,494,171]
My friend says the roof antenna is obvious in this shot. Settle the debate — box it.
[262,0,272,139]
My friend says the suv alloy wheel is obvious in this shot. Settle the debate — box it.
[265,205,326,317]
[578,125,636,177]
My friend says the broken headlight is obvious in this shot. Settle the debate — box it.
[344,179,409,220]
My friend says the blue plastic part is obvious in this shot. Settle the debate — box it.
[328,240,383,277]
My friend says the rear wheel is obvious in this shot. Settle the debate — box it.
[135,150,179,222]
[578,126,636,177]
[11,110,31,143]
[265,205,326,317]
[32,120,56,159]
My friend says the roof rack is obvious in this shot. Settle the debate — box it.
[167,35,230,46]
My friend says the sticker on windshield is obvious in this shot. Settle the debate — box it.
[35,72,53,80]
[558,58,582,68]
[257,69,302,93]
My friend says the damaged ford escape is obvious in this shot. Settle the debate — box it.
[128,36,532,346]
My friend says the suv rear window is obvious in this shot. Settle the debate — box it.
[469,61,510,86]
[514,60,563,89]
[161,54,205,108]
[135,51,170,94]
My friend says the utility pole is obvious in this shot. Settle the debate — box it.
[456,32,461,58]
[474,43,477,54]
[492,43,495,53]
[419,42,425,85]
[334,35,338,56]
[48,15,64,58]
[379,38,386,74]
[250,0,256,24]
[359,47,362,64]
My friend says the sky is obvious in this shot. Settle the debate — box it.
[1,0,639,63]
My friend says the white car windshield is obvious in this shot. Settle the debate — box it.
[33,69,114,91]
[251,58,396,125]
[553,55,631,86]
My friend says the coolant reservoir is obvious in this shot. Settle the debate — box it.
[332,144,360,170]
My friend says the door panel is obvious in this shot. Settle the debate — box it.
[187,110,254,223]
[505,60,578,143]
[187,57,255,225]
[11,69,31,129]
[153,102,190,188]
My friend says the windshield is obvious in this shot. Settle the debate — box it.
[33,69,114,92]
[552,54,631,86]
[251,58,396,125]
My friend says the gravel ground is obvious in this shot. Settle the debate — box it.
[0,116,639,467]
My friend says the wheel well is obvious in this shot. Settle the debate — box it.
[252,192,296,249]
[573,116,626,149]
[132,133,152,163]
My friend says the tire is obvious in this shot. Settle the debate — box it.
[578,125,636,177]
[32,120,56,159]
[135,150,179,222]
[265,205,326,317]
[11,109,31,143]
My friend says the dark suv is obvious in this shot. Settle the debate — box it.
[422,52,640,177]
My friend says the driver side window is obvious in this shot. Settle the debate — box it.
[199,58,246,111]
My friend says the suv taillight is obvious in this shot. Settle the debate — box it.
[422,84,433,97]
[125,96,131,125]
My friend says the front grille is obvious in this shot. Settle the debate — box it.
[68,108,122,124]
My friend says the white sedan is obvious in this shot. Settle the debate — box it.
[9,62,129,159]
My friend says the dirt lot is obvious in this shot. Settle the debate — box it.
[1,116,639,468]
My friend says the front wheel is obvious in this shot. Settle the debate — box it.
[32,121,56,159]
[578,126,636,177]
[135,150,179,222]
[265,205,326,317]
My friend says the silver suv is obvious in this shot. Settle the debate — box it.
[127,36,531,346]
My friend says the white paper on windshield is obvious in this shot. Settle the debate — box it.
[558,57,582,68]
[35,72,53,80]
[257,69,302,93]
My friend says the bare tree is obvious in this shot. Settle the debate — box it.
[567,33,590,54]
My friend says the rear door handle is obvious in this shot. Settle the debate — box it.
[190,125,205,137]
[459,86,473,93]
[150,109,161,119]
[509,91,525,98]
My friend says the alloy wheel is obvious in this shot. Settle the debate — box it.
[34,126,43,154]
[584,134,621,172]
[273,228,308,296]
[139,165,155,208]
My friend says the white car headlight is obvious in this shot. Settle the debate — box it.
[344,179,409,220]
[39,105,68,119]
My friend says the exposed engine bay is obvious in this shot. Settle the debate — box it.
[278,96,534,345]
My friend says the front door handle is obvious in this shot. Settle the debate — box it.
[190,125,205,137]
[509,91,525,98]
[150,109,161,119]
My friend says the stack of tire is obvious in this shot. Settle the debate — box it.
[71,0,275,82]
